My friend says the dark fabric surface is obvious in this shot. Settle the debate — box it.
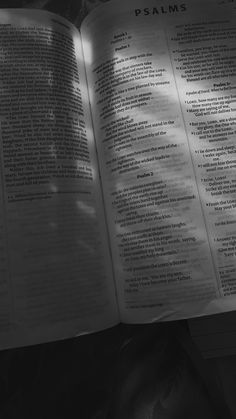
[0,0,111,25]
[0,322,231,418]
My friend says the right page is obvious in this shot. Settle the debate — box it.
[81,0,236,322]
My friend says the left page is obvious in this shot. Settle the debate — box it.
[0,9,119,349]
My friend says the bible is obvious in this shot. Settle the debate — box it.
[0,0,236,349]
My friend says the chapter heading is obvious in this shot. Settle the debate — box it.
[135,4,187,16]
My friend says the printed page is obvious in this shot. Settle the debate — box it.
[81,0,236,322]
[189,312,236,358]
[0,9,118,349]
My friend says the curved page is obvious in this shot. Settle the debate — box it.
[0,9,118,349]
[81,0,236,322]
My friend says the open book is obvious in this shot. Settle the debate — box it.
[1,0,236,349]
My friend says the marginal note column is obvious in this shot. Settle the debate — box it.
[168,10,236,298]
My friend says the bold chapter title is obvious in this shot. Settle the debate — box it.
[135,4,187,16]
